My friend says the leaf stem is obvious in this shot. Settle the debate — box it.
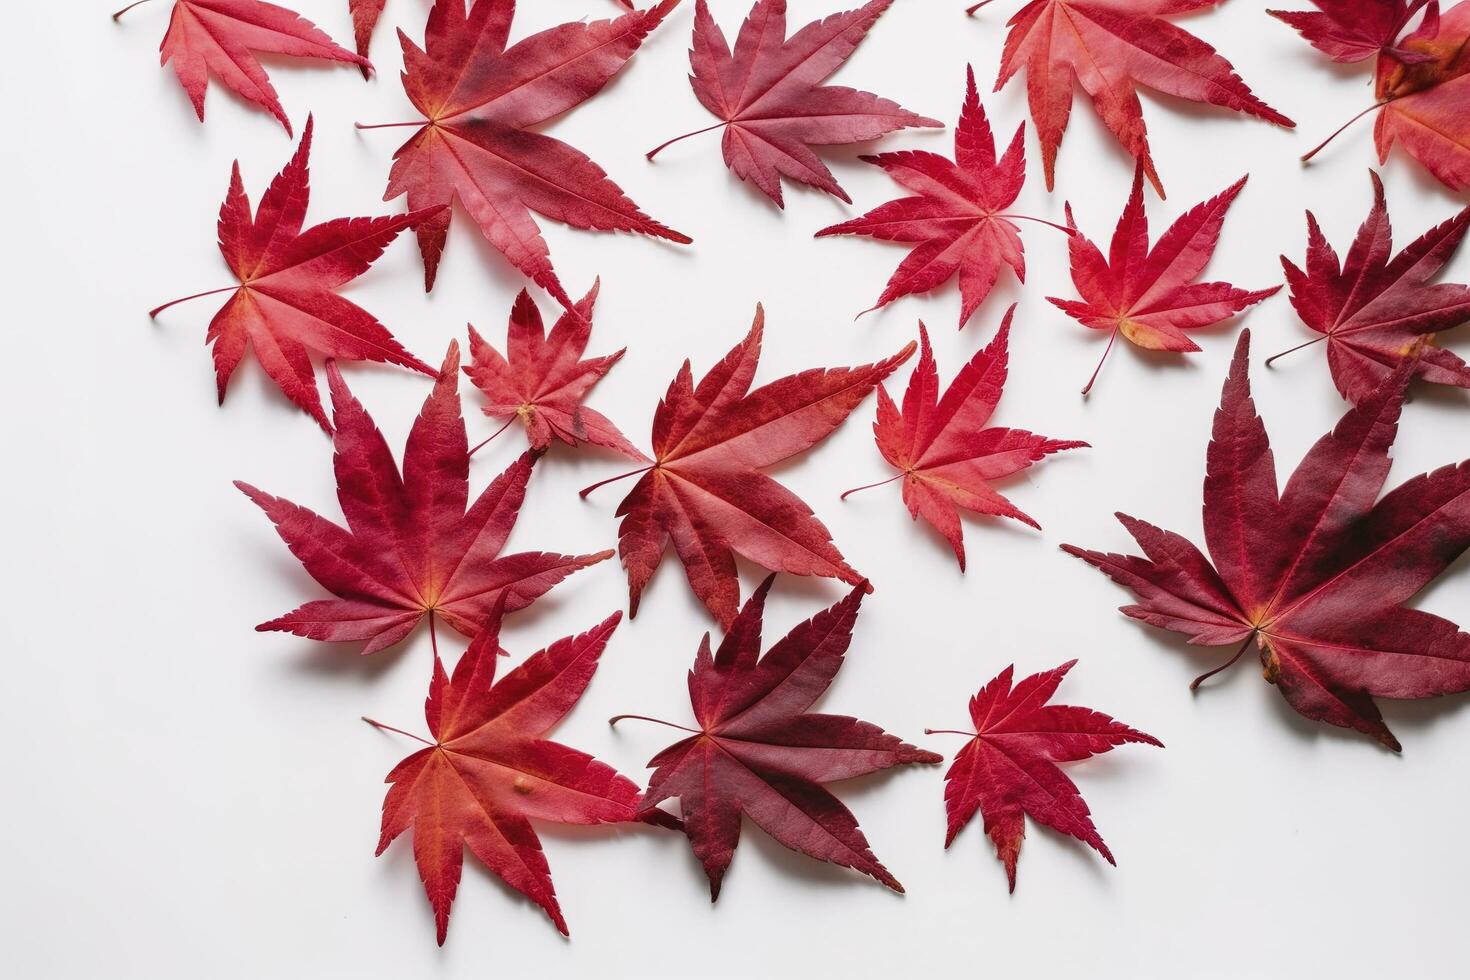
[112,0,154,19]
[354,121,426,131]
[923,728,975,737]
[1190,636,1254,691]
[996,213,1076,236]
[1264,334,1326,367]
[579,465,653,499]
[468,417,516,458]
[428,611,440,661]
[149,286,235,318]
[645,123,727,161]
[1081,324,1120,396]
[965,0,999,14]
[840,473,903,500]
[608,714,702,734]
[1300,102,1389,163]
[362,717,434,747]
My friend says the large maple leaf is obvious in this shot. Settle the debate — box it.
[115,0,368,133]
[370,606,648,944]
[1063,330,1470,750]
[645,0,941,206]
[361,0,690,300]
[149,117,441,429]
[930,660,1161,891]
[817,67,1064,329]
[580,306,914,628]
[237,342,612,655]
[977,0,1293,194]
[842,309,1086,570]
[464,281,646,460]
[1050,166,1279,394]
[614,576,941,897]
[1272,170,1470,404]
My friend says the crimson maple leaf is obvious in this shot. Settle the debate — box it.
[645,0,941,206]
[817,67,1064,329]
[580,306,914,628]
[931,660,1161,891]
[370,606,648,944]
[149,118,440,429]
[1271,170,1470,404]
[1063,330,1470,751]
[361,0,690,301]
[114,0,368,133]
[464,282,646,460]
[1283,1,1470,191]
[842,309,1086,570]
[976,0,1293,194]
[237,342,611,655]
[349,0,385,69]
[614,576,941,898]
[1049,166,1280,395]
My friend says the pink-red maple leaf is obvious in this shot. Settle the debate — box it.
[933,660,1161,891]
[1274,170,1470,403]
[367,0,689,301]
[464,282,646,460]
[985,0,1294,194]
[372,606,648,944]
[817,67,1059,329]
[149,117,440,429]
[1050,166,1279,394]
[237,342,611,655]
[646,0,941,206]
[1064,330,1470,750]
[844,308,1086,570]
[581,306,914,628]
[115,0,368,133]
[619,576,941,897]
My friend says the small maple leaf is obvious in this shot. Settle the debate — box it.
[817,67,1066,329]
[370,606,652,944]
[464,282,647,460]
[114,0,369,133]
[842,309,1087,570]
[976,0,1293,195]
[360,0,690,301]
[615,576,941,898]
[1064,330,1470,751]
[645,0,942,206]
[930,660,1161,891]
[1049,166,1280,394]
[237,342,612,655]
[348,0,386,70]
[580,306,914,628]
[149,117,441,429]
[1272,170,1470,403]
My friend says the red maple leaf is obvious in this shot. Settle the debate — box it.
[645,0,941,206]
[148,118,441,429]
[817,67,1067,329]
[1271,170,1470,404]
[464,282,646,460]
[1049,166,1279,395]
[842,309,1087,570]
[1283,1,1470,191]
[1064,330,1470,751]
[975,0,1293,194]
[348,0,386,69]
[358,0,690,301]
[369,606,650,944]
[114,0,368,133]
[579,306,914,628]
[930,660,1161,891]
[614,576,941,898]
[236,342,612,655]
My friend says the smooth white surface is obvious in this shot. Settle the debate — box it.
[7,2,1470,976]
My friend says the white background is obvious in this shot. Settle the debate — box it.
[7,1,1470,976]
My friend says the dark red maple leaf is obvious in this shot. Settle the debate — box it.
[817,67,1066,330]
[464,282,646,460]
[1050,166,1279,395]
[359,0,690,301]
[613,576,941,898]
[114,0,368,133]
[645,0,941,206]
[369,605,649,944]
[1063,330,1470,750]
[149,118,441,429]
[842,309,1086,570]
[579,306,914,628]
[930,660,1161,891]
[976,0,1293,195]
[1271,170,1470,404]
[237,342,611,655]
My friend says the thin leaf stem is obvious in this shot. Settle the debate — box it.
[645,123,727,161]
[608,714,702,735]
[923,728,975,737]
[579,465,653,499]
[428,611,440,661]
[1300,102,1389,163]
[362,717,434,747]
[112,0,154,19]
[468,417,516,458]
[1190,636,1254,691]
[965,0,999,14]
[354,121,426,131]
[840,473,904,500]
[1081,325,1120,396]
[1265,335,1326,367]
[149,286,235,318]
[996,213,1076,236]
